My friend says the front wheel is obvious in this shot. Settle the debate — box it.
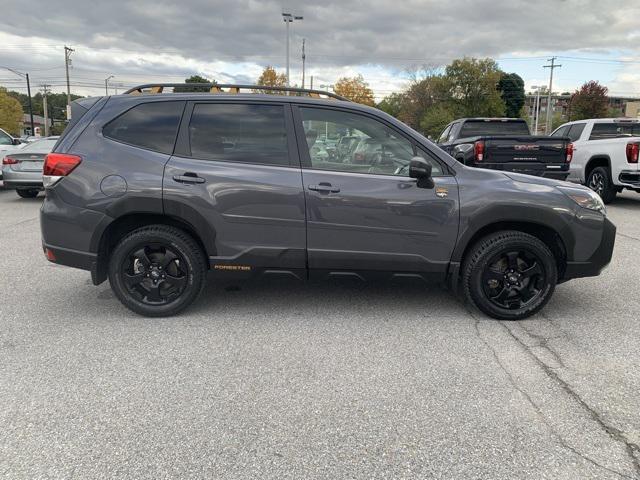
[462,231,557,320]
[108,225,207,317]
[587,166,616,204]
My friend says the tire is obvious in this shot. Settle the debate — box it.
[16,189,39,198]
[587,166,616,204]
[108,225,207,317]
[462,231,557,320]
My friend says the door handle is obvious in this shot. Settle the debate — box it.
[308,183,340,193]
[173,172,205,184]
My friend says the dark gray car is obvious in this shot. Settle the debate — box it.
[40,84,615,320]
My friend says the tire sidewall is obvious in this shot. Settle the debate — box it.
[588,167,616,204]
[108,228,205,317]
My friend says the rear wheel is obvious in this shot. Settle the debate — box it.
[462,231,557,320]
[108,225,207,317]
[587,166,616,204]
[16,189,39,198]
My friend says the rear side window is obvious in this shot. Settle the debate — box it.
[567,123,586,142]
[103,101,184,154]
[188,103,289,166]
[589,122,640,140]
[460,120,530,137]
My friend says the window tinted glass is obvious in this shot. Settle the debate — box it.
[460,120,530,137]
[103,101,183,154]
[189,103,289,166]
[299,107,444,177]
[0,130,12,145]
[567,123,586,142]
[437,125,451,143]
[551,125,569,137]
[589,122,640,140]
[447,123,458,142]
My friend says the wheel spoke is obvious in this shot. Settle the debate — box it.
[160,250,178,269]
[145,284,163,303]
[123,272,146,288]
[521,262,542,279]
[519,282,538,304]
[491,287,512,305]
[506,252,519,271]
[164,273,187,290]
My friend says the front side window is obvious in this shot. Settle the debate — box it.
[551,125,569,137]
[437,125,452,143]
[299,107,444,177]
[188,103,289,166]
[103,101,184,154]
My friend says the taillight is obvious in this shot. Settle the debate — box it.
[474,141,485,162]
[43,153,82,187]
[566,142,574,163]
[2,156,18,165]
[626,142,639,163]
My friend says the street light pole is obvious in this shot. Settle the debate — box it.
[282,12,303,87]
[1,66,35,136]
[105,75,114,96]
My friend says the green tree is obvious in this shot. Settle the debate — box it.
[498,73,525,118]
[0,87,23,135]
[333,75,375,106]
[396,73,450,129]
[420,104,456,139]
[444,57,505,117]
[569,81,609,120]
[174,75,215,92]
[377,92,404,117]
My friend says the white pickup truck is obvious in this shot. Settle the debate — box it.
[550,118,640,203]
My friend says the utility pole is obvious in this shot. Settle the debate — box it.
[301,38,306,88]
[543,57,561,134]
[310,75,313,90]
[41,85,50,137]
[64,46,74,119]
[282,12,303,87]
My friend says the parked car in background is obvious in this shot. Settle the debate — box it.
[437,118,573,180]
[2,137,59,198]
[0,128,23,181]
[40,85,614,321]
[551,118,640,203]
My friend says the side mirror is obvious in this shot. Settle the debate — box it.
[409,156,434,189]
[12,138,21,145]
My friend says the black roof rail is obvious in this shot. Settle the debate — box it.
[123,83,350,101]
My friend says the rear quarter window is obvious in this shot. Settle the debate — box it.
[103,101,184,154]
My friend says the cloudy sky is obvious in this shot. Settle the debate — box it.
[1,0,640,100]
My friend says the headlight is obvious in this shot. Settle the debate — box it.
[557,186,606,214]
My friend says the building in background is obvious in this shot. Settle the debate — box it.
[20,114,52,137]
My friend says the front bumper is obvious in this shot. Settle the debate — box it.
[562,217,616,281]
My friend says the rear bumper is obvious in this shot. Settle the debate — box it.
[562,217,616,281]
[618,170,640,188]
[2,169,43,188]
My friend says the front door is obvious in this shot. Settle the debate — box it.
[293,106,459,277]
[163,101,306,274]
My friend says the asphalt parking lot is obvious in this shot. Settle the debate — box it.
[1,187,639,480]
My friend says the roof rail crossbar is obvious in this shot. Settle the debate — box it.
[123,83,350,101]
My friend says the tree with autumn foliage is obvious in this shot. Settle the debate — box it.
[569,81,609,120]
[255,66,287,94]
[0,87,23,136]
[333,75,375,106]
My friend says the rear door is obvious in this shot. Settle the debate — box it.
[163,101,307,274]
[293,105,459,277]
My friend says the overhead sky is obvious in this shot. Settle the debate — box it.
[1,0,640,100]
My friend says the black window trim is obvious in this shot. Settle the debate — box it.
[101,100,187,155]
[291,104,453,177]
[173,100,300,169]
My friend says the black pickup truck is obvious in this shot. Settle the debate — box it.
[436,118,572,180]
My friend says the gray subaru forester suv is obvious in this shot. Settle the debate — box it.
[40,84,615,320]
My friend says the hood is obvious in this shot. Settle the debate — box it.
[503,171,578,189]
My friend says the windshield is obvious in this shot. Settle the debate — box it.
[460,120,530,137]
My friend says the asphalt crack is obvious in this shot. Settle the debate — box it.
[617,232,640,243]
[467,306,638,479]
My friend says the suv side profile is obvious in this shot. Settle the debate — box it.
[41,84,616,320]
